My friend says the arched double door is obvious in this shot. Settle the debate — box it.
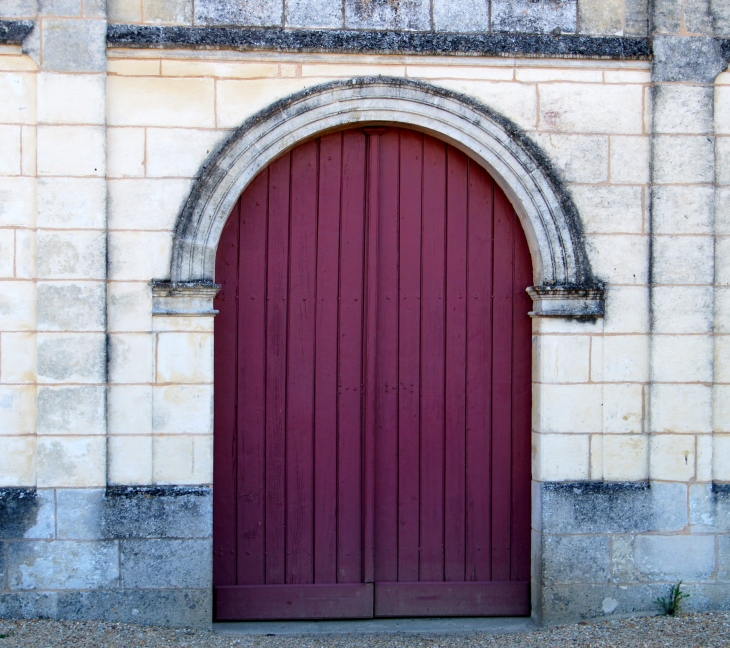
[213,127,532,620]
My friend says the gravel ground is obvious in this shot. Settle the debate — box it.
[0,613,729,648]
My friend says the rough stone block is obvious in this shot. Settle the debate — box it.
[719,88,730,136]
[720,535,730,581]
[152,385,214,435]
[41,19,107,73]
[0,439,36,489]
[625,0,648,35]
[538,83,643,134]
[108,435,153,484]
[194,0,282,26]
[433,0,489,33]
[652,0,682,33]
[38,73,105,125]
[0,0,39,17]
[633,535,715,580]
[285,0,343,28]
[0,281,36,331]
[529,133,608,184]
[39,0,82,16]
[492,0,576,34]
[535,384,603,433]
[571,186,643,236]
[0,332,36,383]
[108,231,172,281]
[56,588,212,628]
[37,386,106,436]
[534,434,590,481]
[0,489,55,539]
[609,136,650,185]
[652,186,713,235]
[38,178,106,229]
[649,481,688,531]
[713,0,730,36]
[8,541,119,590]
[0,386,35,436]
[108,0,143,21]
[37,436,106,488]
[652,236,714,285]
[146,128,226,178]
[38,282,106,332]
[652,36,726,83]
[121,539,212,588]
[0,541,5,587]
[651,334,713,383]
[108,385,153,435]
[653,85,714,135]
[650,384,712,434]
[542,535,610,584]
[683,0,714,33]
[108,179,190,230]
[37,333,106,384]
[37,126,105,177]
[690,483,730,530]
[144,0,192,23]
[0,125,21,175]
[539,582,665,623]
[345,0,430,31]
[0,592,59,620]
[578,0,622,35]
[107,128,145,178]
[108,77,215,128]
[109,333,154,384]
[650,434,696,481]
[0,178,36,228]
[541,482,653,535]
[101,486,212,539]
[57,489,104,540]
[0,71,36,126]
[37,230,105,280]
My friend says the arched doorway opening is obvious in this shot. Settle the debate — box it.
[212,126,533,620]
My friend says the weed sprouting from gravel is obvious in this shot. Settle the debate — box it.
[656,581,691,616]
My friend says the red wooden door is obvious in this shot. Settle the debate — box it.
[213,127,532,621]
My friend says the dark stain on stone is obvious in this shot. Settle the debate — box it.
[107,24,652,60]
[0,20,34,45]
[0,489,41,540]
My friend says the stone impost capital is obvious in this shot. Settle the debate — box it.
[527,284,605,319]
[151,281,221,317]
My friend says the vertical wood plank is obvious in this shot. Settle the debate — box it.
[465,161,494,582]
[213,201,240,587]
[444,147,468,582]
[236,171,269,585]
[314,133,342,584]
[286,140,319,585]
[337,129,367,583]
[373,129,400,583]
[491,184,515,582]
[419,136,447,582]
[511,210,533,583]
[265,154,291,585]
[397,130,423,582]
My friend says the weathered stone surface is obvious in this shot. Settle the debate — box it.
[101,486,212,539]
[41,19,106,72]
[345,0,430,31]
[713,0,730,37]
[0,592,59,620]
[433,0,489,33]
[37,334,106,383]
[542,535,610,584]
[121,539,212,588]
[107,24,652,59]
[39,0,82,17]
[0,489,55,540]
[652,85,714,134]
[578,0,622,36]
[8,541,119,590]
[690,483,730,530]
[37,283,106,332]
[682,584,730,612]
[492,0,577,35]
[56,589,212,628]
[57,489,104,540]
[683,0,714,34]
[144,0,192,24]
[652,36,727,82]
[285,0,343,28]
[194,0,282,26]
[632,535,716,580]
[625,0,648,35]
[652,0,682,33]
[540,583,667,622]
[720,535,730,582]
[37,386,106,436]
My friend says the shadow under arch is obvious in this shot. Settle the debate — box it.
[167,77,604,317]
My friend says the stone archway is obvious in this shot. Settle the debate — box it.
[162,78,604,318]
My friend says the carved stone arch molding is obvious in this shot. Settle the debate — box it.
[155,78,604,318]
